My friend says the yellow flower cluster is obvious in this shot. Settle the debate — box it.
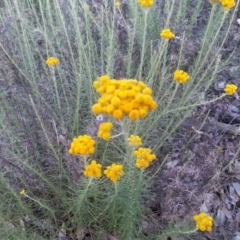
[134,147,156,168]
[193,212,213,232]
[104,163,124,182]
[128,135,142,147]
[46,57,59,66]
[138,0,154,7]
[69,135,95,155]
[115,1,121,7]
[221,0,235,10]
[173,70,190,84]
[210,0,235,10]
[160,29,175,39]
[84,160,102,178]
[92,75,157,120]
[224,84,238,95]
[98,122,113,140]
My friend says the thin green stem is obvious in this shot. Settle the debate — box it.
[106,0,117,75]
[193,6,227,79]
[29,95,60,161]
[157,228,198,239]
[50,67,63,125]
[164,83,179,111]
[23,194,55,218]
[163,93,226,115]
[78,177,93,205]
[112,182,118,230]
[138,9,149,79]
[111,132,124,139]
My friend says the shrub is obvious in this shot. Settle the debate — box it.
[0,0,238,239]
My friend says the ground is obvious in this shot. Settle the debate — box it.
[146,1,240,239]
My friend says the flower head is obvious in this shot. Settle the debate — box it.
[115,1,121,7]
[194,212,213,232]
[98,122,113,140]
[84,160,102,178]
[104,164,124,182]
[46,57,59,66]
[128,135,142,147]
[221,0,235,10]
[20,189,25,195]
[160,29,175,39]
[134,147,156,169]
[69,135,95,155]
[224,84,238,95]
[138,0,154,7]
[173,70,190,84]
[135,159,150,168]
[92,75,157,120]
[209,0,235,10]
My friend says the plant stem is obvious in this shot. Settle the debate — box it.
[138,9,149,79]
[163,93,226,115]
[50,67,63,125]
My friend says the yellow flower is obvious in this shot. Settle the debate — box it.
[123,103,133,113]
[92,103,102,114]
[129,110,140,120]
[69,135,95,155]
[160,29,175,39]
[99,122,113,131]
[99,75,111,83]
[149,100,157,110]
[92,76,157,120]
[20,189,25,195]
[98,122,113,140]
[143,87,152,95]
[139,107,148,118]
[106,104,115,114]
[173,70,190,84]
[84,160,102,178]
[46,57,59,66]
[224,84,238,95]
[138,0,154,7]
[113,109,124,119]
[128,135,142,147]
[134,148,156,162]
[135,159,150,168]
[104,164,124,182]
[193,212,213,232]
[221,0,235,10]
[115,1,121,7]
[143,95,153,106]
[134,147,156,169]
[111,96,121,107]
